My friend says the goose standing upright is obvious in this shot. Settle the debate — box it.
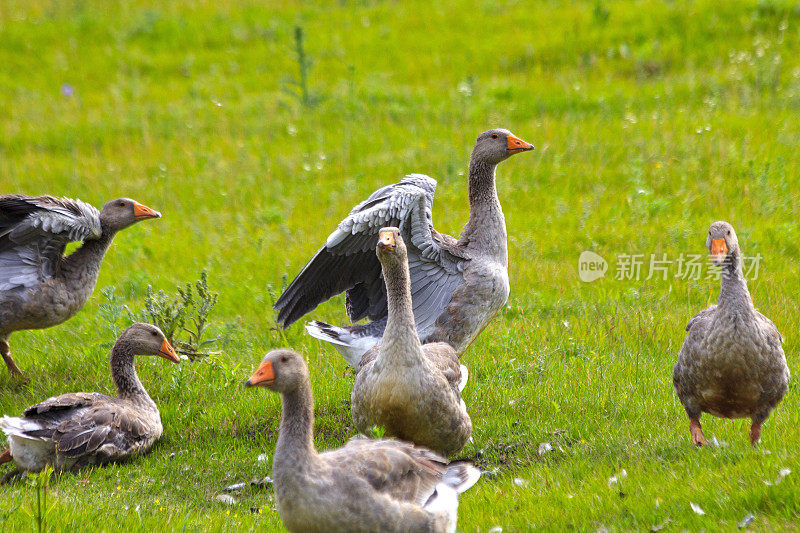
[351,228,471,456]
[0,195,161,377]
[673,221,790,446]
[245,349,480,533]
[0,323,179,472]
[274,129,534,366]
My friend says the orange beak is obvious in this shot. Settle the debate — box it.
[507,134,534,154]
[245,360,275,387]
[133,202,161,221]
[710,238,728,262]
[378,230,396,252]
[157,339,180,363]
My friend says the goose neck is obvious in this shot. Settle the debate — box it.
[61,226,116,278]
[110,344,153,407]
[275,381,318,469]
[378,255,424,366]
[467,158,499,209]
[460,157,508,262]
[717,251,754,312]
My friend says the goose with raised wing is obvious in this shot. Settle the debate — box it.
[351,228,471,456]
[673,221,790,446]
[245,349,480,533]
[0,195,161,377]
[274,129,533,366]
[0,323,179,473]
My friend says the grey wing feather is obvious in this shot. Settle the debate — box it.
[274,175,467,328]
[323,437,446,507]
[422,342,463,395]
[685,305,716,332]
[20,393,155,459]
[53,404,154,458]
[23,392,106,417]
[0,195,101,291]
[674,306,717,403]
[755,310,783,344]
[408,256,464,340]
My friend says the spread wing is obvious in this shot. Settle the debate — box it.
[274,175,468,334]
[21,392,156,459]
[0,195,101,291]
[322,437,447,507]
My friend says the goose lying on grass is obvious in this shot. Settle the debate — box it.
[352,228,471,457]
[274,129,533,367]
[245,349,480,533]
[0,195,161,378]
[673,221,790,446]
[0,323,179,473]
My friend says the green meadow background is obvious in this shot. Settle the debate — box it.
[1,0,799,530]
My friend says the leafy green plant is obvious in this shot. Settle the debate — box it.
[99,270,220,361]
[139,285,187,345]
[97,286,128,342]
[281,24,320,108]
[174,269,220,360]
[24,467,53,533]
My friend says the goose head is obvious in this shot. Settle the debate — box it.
[100,198,161,232]
[117,322,179,362]
[472,128,533,166]
[706,221,740,266]
[376,227,407,265]
[245,349,307,393]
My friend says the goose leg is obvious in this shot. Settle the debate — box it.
[689,419,708,446]
[1,339,23,376]
[749,422,762,446]
[1,469,26,485]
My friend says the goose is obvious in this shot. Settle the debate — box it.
[0,323,179,473]
[351,228,470,456]
[273,128,534,367]
[0,195,161,377]
[673,221,790,446]
[245,349,480,533]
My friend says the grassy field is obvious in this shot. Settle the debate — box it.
[1,0,799,530]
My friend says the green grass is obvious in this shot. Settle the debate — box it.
[1,0,800,530]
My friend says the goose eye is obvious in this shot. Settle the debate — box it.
[151,331,158,337]
[726,230,731,235]
[280,356,288,363]
[491,134,498,139]
[118,201,125,207]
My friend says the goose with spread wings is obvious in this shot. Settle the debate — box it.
[0,195,161,377]
[273,129,534,367]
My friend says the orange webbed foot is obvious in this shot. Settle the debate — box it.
[690,419,708,446]
[749,423,761,446]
